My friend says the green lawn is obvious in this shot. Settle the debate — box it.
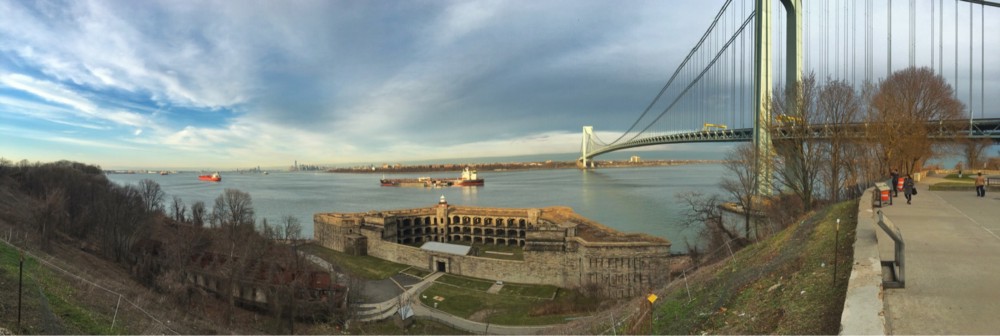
[299,243,409,279]
[436,273,494,291]
[0,242,128,335]
[943,173,978,181]
[498,282,559,299]
[401,267,432,279]
[471,243,524,260]
[347,318,466,335]
[419,283,576,326]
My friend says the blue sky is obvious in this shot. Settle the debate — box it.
[1,0,997,169]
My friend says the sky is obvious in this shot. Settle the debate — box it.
[1,0,998,170]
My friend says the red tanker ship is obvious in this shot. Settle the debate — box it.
[199,172,221,182]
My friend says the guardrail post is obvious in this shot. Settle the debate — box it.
[875,210,905,288]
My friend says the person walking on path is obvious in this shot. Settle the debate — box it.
[890,169,900,197]
[903,174,915,204]
[975,172,986,197]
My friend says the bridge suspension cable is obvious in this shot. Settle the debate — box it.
[582,0,998,164]
[626,13,755,142]
[605,0,736,145]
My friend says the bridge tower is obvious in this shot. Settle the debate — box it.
[754,0,802,195]
[579,126,595,168]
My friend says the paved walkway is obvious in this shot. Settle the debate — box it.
[875,176,1000,334]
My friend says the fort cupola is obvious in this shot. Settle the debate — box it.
[438,195,447,206]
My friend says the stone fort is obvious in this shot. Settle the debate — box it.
[314,197,674,298]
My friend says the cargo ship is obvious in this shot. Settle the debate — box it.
[380,167,484,187]
[199,172,222,182]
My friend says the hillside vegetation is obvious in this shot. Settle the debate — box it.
[655,200,856,334]
[554,200,857,334]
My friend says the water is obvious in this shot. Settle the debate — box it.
[108,164,725,253]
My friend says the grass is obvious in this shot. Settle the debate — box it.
[651,200,858,334]
[436,273,495,291]
[347,318,467,334]
[943,173,977,181]
[419,283,576,326]
[929,182,977,190]
[299,243,409,279]
[418,273,586,326]
[0,242,129,335]
[400,267,431,278]
[470,243,524,260]
[498,282,559,299]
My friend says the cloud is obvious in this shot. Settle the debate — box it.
[1,0,998,169]
[0,73,97,113]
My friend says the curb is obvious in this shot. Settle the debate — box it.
[839,188,887,335]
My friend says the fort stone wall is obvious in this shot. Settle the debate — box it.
[314,201,673,298]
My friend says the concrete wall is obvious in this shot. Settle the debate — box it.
[839,188,887,335]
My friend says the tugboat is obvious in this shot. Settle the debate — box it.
[199,172,222,182]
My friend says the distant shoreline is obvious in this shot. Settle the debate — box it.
[326,159,725,174]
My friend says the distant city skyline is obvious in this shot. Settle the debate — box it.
[1,1,998,169]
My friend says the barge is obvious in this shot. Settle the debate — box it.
[380,167,484,187]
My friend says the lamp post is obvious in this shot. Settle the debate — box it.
[18,249,24,330]
[833,218,840,285]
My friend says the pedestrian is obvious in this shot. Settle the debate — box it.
[903,174,915,204]
[975,172,986,197]
[890,168,900,197]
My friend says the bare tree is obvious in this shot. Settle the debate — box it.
[221,220,271,324]
[869,67,964,174]
[211,188,256,240]
[720,143,759,241]
[137,179,165,214]
[676,191,746,257]
[258,217,278,240]
[817,80,862,202]
[33,188,68,251]
[170,196,186,223]
[961,138,994,171]
[281,215,303,241]
[190,201,206,227]
[95,184,151,263]
[771,74,823,211]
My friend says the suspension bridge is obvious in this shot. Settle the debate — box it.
[580,0,1000,177]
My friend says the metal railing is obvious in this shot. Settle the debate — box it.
[876,210,905,288]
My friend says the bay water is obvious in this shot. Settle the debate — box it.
[108,164,725,253]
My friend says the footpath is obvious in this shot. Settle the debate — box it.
[845,176,1000,334]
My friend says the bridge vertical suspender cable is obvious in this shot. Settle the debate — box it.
[630,13,757,140]
[910,0,916,68]
[604,0,735,146]
[888,0,892,76]
[969,0,974,124]
[940,0,944,73]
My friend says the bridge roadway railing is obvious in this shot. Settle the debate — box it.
[583,118,1000,161]
[586,128,754,159]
